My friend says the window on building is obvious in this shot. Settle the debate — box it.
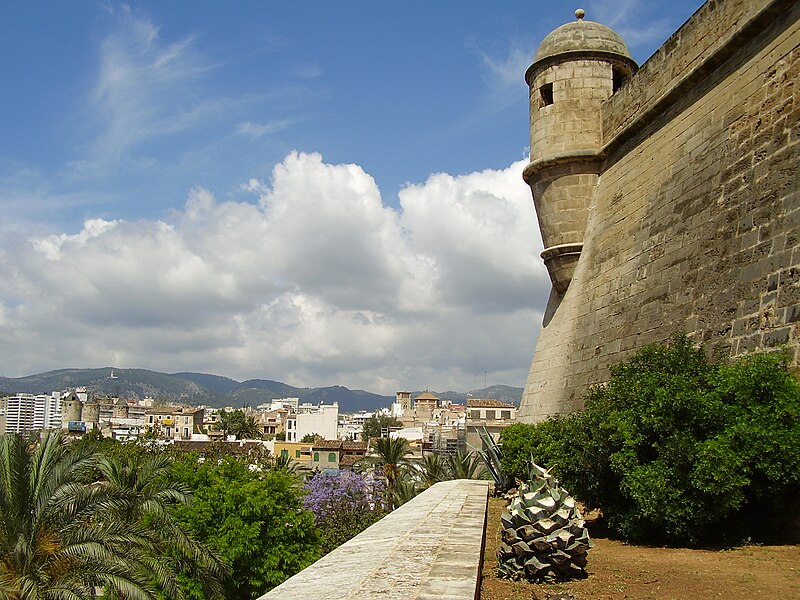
[501,411,511,419]
[295,450,301,458]
[148,415,154,424]
[281,449,289,459]
[612,67,627,93]
[540,82,554,106]
[314,452,320,461]
[328,452,336,463]
[485,410,496,420]
[469,410,481,419]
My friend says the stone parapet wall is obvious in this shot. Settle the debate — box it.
[520,0,800,420]
[257,479,489,600]
[602,0,785,149]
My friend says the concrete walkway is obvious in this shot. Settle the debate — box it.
[257,479,490,600]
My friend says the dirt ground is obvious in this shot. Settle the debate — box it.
[480,497,800,599]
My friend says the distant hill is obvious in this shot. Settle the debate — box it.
[0,368,222,404]
[0,368,522,413]
[433,385,524,407]
[172,372,240,394]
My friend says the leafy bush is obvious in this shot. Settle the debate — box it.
[171,453,320,598]
[501,336,800,546]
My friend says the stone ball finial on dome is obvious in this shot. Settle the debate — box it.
[575,8,586,20]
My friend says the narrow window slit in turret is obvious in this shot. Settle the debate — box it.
[540,83,554,106]
[612,67,626,93]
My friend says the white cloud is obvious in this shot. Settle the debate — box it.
[587,0,685,56]
[235,119,296,139]
[468,38,533,116]
[588,0,640,28]
[0,153,548,393]
[86,6,217,164]
[290,64,323,80]
[474,43,531,90]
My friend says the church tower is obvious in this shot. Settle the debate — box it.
[524,9,636,298]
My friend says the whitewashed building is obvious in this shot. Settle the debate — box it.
[286,402,338,442]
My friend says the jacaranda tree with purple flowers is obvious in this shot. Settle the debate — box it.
[303,471,388,554]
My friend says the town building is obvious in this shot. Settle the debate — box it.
[269,440,313,466]
[391,391,412,418]
[310,439,369,472]
[256,408,288,438]
[4,392,65,434]
[338,411,371,441]
[465,399,517,452]
[413,392,439,422]
[286,402,338,442]
[144,406,205,440]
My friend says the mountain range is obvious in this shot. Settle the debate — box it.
[0,368,523,413]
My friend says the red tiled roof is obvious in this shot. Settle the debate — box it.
[312,440,343,450]
[341,441,367,451]
[339,454,364,467]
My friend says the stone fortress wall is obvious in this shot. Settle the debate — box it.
[519,0,800,421]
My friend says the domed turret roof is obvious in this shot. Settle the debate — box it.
[534,9,632,64]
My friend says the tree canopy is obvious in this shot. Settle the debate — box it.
[303,471,387,554]
[360,414,401,442]
[501,336,800,546]
[362,437,412,509]
[170,453,321,598]
[214,409,261,440]
[0,430,224,600]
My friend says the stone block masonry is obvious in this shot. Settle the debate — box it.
[520,0,800,420]
[257,479,489,600]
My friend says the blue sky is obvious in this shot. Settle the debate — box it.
[0,1,704,394]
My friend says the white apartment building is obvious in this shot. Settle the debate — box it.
[256,397,299,412]
[5,392,64,434]
[286,402,338,442]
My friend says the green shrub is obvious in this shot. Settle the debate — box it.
[171,453,321,598]
[501,336,800,546]
[500,420,568,482]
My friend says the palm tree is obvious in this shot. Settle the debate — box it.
[391,475,420,508]
[95,453,227,599]
[217,410,261,440]
[365,437,412,509]
[0,431,225,600]
[446,450,486,480]
[417,453,450,488]
[272,453,304,479]
[0,430,158,599]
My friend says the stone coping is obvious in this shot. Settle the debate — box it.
[257,479,490,600]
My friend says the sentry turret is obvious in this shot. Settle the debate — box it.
[524,9,636,295]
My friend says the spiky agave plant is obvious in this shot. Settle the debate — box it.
[473,426,515,495]
[497,461,592,582]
